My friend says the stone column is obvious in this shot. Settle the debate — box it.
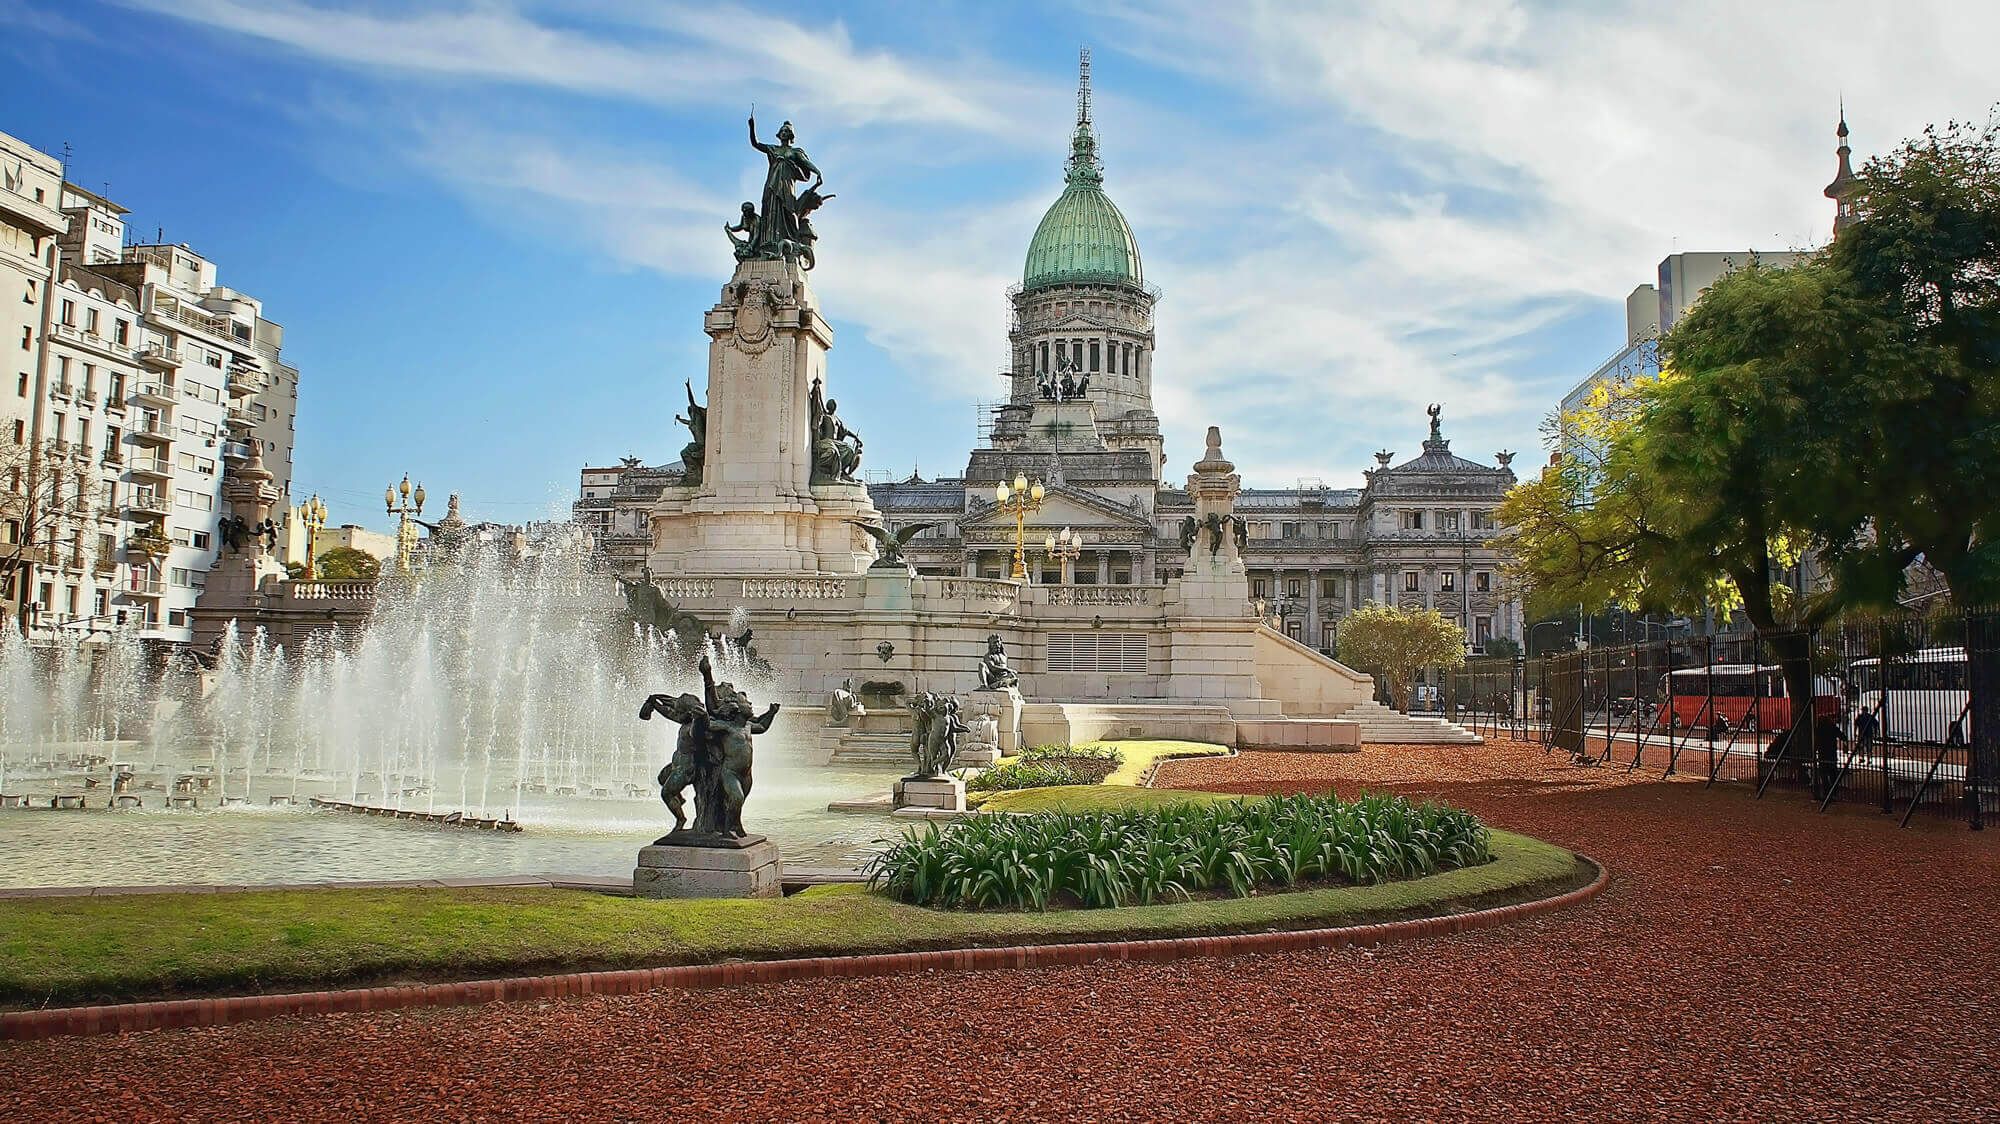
[1306,567,1319,641]
[1098,553,1111,585]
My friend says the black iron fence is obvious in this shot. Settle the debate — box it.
[1441,609,1998,829]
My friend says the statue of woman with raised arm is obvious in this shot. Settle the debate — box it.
[748,117,823,259]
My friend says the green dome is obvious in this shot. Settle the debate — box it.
[1022,123,1143,292]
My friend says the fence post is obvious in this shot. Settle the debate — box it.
[1966,609,1988,831]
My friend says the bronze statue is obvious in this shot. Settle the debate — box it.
[724,202,758,260]
[1231,513,1247,556]
[977,633,1019,690]
[792,184,834,270]
[906,691,967,778]
[809,377,863,483]
[746,116,826,263]
[849,519,937,570]
[677,381,707,486]
[1178,515,1198,555]
[219,515,249,552]
[640,655,778,840]
[1203,512,1226,557]
[1427,403,1444,443]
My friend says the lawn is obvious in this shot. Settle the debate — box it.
[0,827,1585,1008]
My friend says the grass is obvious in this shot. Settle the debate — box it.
[0,829,1585,1009]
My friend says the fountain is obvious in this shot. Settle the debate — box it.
[0,534,904,888]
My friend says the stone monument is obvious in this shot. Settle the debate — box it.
[632,655,784,897]
[960,633,1024,763]
[647,115,883,575]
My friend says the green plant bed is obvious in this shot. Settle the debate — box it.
[0,831,1585,1009]
[872,792,1494,910]
[967,744,1123,793]
[975,785,1243,815]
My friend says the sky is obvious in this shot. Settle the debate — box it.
[3,0,1996,533]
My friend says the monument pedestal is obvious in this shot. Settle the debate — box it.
[633,833,783,899]
[893,776,967,812]
[962,687,1024,758]
[646,258,881,576]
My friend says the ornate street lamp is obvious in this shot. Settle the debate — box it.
[385,474,426,575]
[298,493,328,580]
[1041,525,1082,584]
[993,473,1045,581]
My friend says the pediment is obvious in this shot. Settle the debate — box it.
[963,484,1153,530]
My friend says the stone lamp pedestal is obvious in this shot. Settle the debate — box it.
[633,832,784,899]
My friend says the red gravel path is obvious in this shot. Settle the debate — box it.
[6,739,1999,1123]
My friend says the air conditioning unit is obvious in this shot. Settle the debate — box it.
[204,439,215,447]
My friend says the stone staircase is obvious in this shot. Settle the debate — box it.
[824,709,916,769]
[1333,700,1483,744]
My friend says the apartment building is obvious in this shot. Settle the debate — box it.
[0,128,303,647]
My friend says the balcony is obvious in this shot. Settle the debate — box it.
[133,380,176,406]
[48,382,72,402]
[127,490,171,517]
[226,370,262,397]
[125,577,165,597]
[127,454,170,480]
[221,440,254,461]
[99,447,124,468]
[130,418,173,446]
[136,343,182,369]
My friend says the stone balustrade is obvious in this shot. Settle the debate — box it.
[934,577,1020,604]
[739,577,851,601]
[285,580,377,601]
[1041,584,1159,607]
[657,579,716,600]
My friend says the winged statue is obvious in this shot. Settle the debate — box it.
[850,520,940,569]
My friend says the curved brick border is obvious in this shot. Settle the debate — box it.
[2,858,1607,1042]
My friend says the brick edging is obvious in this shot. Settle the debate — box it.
[2,858,1608,1041]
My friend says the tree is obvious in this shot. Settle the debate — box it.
[1337,603,1467,712]
[1483,635,1521,659]
[0,439,102,631]
[315,547,382,582]
[1813,116,2000,606]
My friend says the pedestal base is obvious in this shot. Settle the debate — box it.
[962,687,1024,756]
[893,776,967,812]
[633,836,783,899]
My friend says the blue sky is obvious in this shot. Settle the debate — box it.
[4,1,1995,533]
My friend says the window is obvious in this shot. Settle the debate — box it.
[1439,512,1460,533]
[250,402,267,420]
[94,589,109,617]
[1403,571,1421,592]
[1470,510,1495,531]
[168,609,187,627]
[1089,340,1100,372]
[1287,579,1301,598]
[1280,522,1300,538]
[21,326,31,349]
[15,373,23,397]
[1403,511,1424,531]
[108,372,124,400]
[206,350,222,369]
[1440,572,1456,592]
[191,530,211,550]
[85,308,98,334]
[1251,578,1268,599]
[1322,577,1340,600]
[114,319,129,344]
[175,489,213,511]
[171,567,193,587]
[60,299,76,326]
[1475,572,1491,593]
[1475,616,1493,646]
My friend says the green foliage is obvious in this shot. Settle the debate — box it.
[1482,635,1521,658]
[283,560,306,580]
[1336,603,1467,711]
[867,792,1492,911]
[1500,115,2000,625]
[966,744,1124,793]
[315,546,381,582]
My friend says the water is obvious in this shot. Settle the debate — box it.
[0,537,901,887]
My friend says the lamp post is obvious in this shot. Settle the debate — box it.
[1042,525,1081,584]
[384,475,426,575]
[297,493,327,580]
[994,473,1044,581]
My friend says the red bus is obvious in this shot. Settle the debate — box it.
[1660,664,1838,733]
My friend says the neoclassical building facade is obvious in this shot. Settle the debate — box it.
[578,64,1523,657]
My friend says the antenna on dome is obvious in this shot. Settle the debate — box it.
[1077,47,1092,128]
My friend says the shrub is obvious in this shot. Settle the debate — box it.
[867,791,1491,911]
[966,744,1125,793]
